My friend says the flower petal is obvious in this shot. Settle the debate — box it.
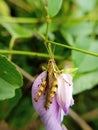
[57,74,74,114]
[32,71,66,130]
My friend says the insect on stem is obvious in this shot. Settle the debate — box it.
[34,59,59,110]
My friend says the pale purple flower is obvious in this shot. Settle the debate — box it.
[32,71,74,130]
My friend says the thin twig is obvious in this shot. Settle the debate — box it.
[0,49,63,59]
[69,108,93,130]
[16,65,35,83]
[81,108,98,121]
[8,0,33,12]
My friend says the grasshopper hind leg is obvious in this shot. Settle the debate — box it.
[34,80,47,102]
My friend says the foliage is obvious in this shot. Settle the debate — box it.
[0,0,98,130]
[0,55,23,100]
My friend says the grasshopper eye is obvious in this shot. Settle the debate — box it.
[49,60,52,63]
[49,59,55,63]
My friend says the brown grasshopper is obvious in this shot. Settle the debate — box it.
[34,59,58,110]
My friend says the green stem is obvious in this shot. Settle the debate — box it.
[48,43,54,59]
[8,37,16,60]
[48,40,98,57]
[0,16,39,23]
[0,50,63,59]
[54,7,98,27]
[44,15,54,59]
[45,21,49,40]
[43,21,50,54]
[38,33,98,57]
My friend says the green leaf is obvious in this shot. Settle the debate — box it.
[0,55,23,100]
[8,97,34,127]
[75,0,96,12]
[0,89,22,119]
[61,29,74,46]
[0,22,33,38]
[39,125,45,130]
[73,71,98,95]
[72,37,98,73]
[64,22,93,37]
[0,0,10,16]
[48,0,63,17]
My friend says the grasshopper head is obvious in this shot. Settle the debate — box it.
[48,59,55,65]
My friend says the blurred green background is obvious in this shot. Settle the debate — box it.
[0,0,98,130]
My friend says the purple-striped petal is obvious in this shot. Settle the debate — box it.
[32,71,66,130]
[57,74,74,114]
